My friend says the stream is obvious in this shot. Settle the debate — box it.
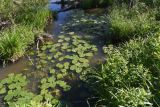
[0,0,72,80]
[0,0,106,106]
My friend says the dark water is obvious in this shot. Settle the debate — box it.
[48,0,72,36]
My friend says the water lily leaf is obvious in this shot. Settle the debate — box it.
[49,69,55,74]
[79,58,89,63]
[47,56,52,60]
[61,46,68,50]
[61,69,67,73]
[41,60,47,64]
[51,60,55,63]
[56,63,63,69]
[79,53,85,57]
[85,53,93,57]
[58,39,63,43]
[49,48,56,53]
[55,43,61,47]
[41,46,47,51]
[54,52,62,58]
[0,88,6,94]
[66,49,72,52]
[75,62,81,67]
[64,37,70,41]
[72,41,78,45]
[82,63,90,67]
[36,65,42,69]
[41,78,47,84]
[64,55,72,59]
[46,44,52,49]
[68,32,74,35]
[58,57,64,61]
[59,35,65,39]
[92,47,98,51]
[46,42,53,45]
[70,65,76,70]
[75,67,82,73]
[72,59,78,64]
[72,49,77,52]
[62,43,69,46]
[57,74,63,79]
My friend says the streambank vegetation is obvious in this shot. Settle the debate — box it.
[0,0,50,62]
[0,0,160,107]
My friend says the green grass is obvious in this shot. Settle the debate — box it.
[0,25,34,61]
[14,2,50,30]
[108,3,160,41]
[85,32,160,106]
[0,0,50,61]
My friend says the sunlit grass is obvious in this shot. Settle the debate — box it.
[0,25,34,61]
[0,0,50,61]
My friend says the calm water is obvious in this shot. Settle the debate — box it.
[48,0,72,35]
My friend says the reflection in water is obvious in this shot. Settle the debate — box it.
[48,0,72,36]
[0,58,28,80]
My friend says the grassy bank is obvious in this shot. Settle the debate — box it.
[84,0,160,106]
[0,0,50,62]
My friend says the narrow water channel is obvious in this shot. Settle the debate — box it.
[48,0,72,36]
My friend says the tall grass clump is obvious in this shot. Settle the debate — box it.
[85,33,160,106]
[0,0,15,18]
[14,0,50,30]
[108,3,160,41]
[0,25,34,61]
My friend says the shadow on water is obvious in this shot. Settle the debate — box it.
[47,0,73,36]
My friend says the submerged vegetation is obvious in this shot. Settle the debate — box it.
[0,0,160,107]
